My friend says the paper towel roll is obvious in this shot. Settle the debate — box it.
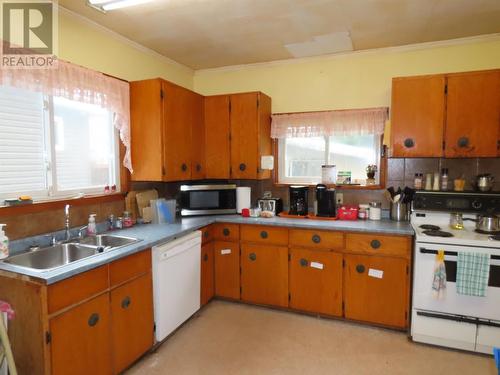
[236,187,251,213]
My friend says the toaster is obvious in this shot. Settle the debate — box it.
[257,198,283,215]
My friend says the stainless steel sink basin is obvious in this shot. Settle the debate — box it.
[3,243,101,271]
[76,234,140,249]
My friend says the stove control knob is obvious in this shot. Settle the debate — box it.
[472,200,482,210]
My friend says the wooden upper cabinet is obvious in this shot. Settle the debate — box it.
[190,90,205,179]
[391,75,446,157]
[130,79,164,181]
[230,92,272,179]
[444,70,500,158]
[162,81,194,181]
[130,78,202,182]
[204,95,231,179]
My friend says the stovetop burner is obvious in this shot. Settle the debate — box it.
[476,229,500,236]
[422,230,454,238]
[419,224,441,231]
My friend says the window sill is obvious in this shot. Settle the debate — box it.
[273,183,385,190]
[0,193,125,217]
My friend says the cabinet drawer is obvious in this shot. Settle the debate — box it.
[212,223,239,241]
[110,249,151,287]
[289,229,344,250]
[201,225,212,244]
[345,233,410,258]
[240,225,288,246]
[48,265,108,315]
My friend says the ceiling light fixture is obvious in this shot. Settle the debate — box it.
[87,0,153,13]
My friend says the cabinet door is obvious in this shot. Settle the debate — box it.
[201,242,215,306]
[110,273,154,374]
[240,244,288,307]
[191,91,205,179]
[205,95,231,179]
[230,92,259,179]
[344,254,408,328]
[50,293,111,375]
[289,248,342,316]
[391,75,446,157]
[445,70,500,157]
[130,79,164,181]
[162,81,193,181]
[214,241,240,299]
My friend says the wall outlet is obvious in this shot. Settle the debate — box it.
[336,192,344,205]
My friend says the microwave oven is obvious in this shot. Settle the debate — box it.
[180,184,237,216]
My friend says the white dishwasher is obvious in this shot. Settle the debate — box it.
[152,231,201,342]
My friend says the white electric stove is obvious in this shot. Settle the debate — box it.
[410,191,500,355]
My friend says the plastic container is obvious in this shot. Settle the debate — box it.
[0,224,9,260]
[337,206,358,220]
[358,204,369,220]
[368,202,382,220]
[87,214,97,236]
[441,168,449,191]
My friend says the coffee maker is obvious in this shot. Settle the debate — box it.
[289,186,309,216]
[315,184,336,217]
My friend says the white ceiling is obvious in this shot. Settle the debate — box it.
[60,0,500,69]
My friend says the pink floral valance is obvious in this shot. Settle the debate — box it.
[0,60,132,172]
[271,107,388,139]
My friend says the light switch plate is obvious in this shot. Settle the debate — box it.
[261,155,274,170]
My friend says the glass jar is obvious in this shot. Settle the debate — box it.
[358,204,369,220]
[123,211,133,228]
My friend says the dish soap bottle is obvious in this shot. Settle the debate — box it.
[87,214,97,236]
[0,224,9,260]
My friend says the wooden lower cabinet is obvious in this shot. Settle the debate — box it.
[201,242,215,306]
[240,244,288,307]
[289,248,343,317]
[50,293,111,375]
[214,241,240,299]
[110,273,154,374]
[343,254,409,328]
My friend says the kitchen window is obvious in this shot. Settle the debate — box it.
[278,134,381,185]
[0,84,119,201]
[272,107,388,186]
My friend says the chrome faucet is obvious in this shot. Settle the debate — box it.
[64,204,71,241]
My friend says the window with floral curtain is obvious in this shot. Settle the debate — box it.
[0,60,131,202]
[271,107,388,185]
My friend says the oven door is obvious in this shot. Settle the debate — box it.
[413,242,500,321]
[180,185,237,216]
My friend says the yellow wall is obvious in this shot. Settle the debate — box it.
[58,9,193,88]
[194,39,500,113]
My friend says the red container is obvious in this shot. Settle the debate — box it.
[337,205,359,220]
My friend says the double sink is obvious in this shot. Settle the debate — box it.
[3,234,140,272]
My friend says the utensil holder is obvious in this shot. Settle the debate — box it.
[390,202,409,222]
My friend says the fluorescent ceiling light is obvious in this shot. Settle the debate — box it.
[87,0,153,12]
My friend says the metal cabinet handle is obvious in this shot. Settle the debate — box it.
[223,228,230,236]
[239,163,246,171]
[121,296,131,309]
[203,253,208,262]
[457,137,469,148]
[356,264,365,274]
[260,231,268,239]
[203,231,209,238]
[181,163,188,172]
[299,258,308,267]
[403,138,415,148]
[196,164,202,172]
[88,313,100,327]
[370,239,381,249]
[249,253,257,261]
[312,234,321,244]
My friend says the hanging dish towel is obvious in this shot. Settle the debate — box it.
[456,252,490,297]
[432,250,447,299]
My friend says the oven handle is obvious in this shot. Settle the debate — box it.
[419,248,500,260]
[417,311,500,328]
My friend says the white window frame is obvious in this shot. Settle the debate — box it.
[278,135,382,185]
[0,90,120,203]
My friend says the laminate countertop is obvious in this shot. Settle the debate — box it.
[0,215,414,284]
